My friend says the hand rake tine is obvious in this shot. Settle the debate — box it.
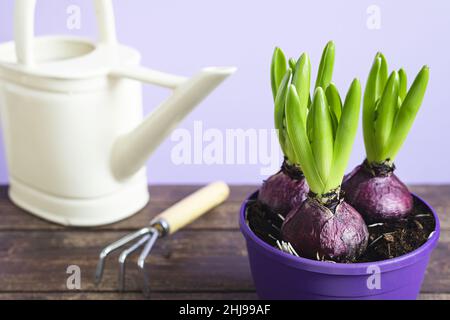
[137,228,159,297]
[118,233,151,292]
[95,227,152,285]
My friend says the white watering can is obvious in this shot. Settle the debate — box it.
[0,0,235,226]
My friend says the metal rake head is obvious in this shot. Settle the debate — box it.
[95,226,160,295]
[94,182,230,297]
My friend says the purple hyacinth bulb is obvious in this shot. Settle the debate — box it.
[342,161,413,223]
[257,161,309,217]
[281,198,369,262]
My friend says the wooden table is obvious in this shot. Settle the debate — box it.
[0,185,448,300]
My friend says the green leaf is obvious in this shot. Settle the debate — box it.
[376,52,388,100]
[373,71,399,162]
[285,85,324,194]
[292,53,311,125]
[363,55,382,162]
[306,103,314,142]
[325,83,342,137]
[398,68,408,101]
[393,96,402,124]
[326,79,362,191]
[289,58,297,70]
[271,47,287,101]
[315,41,335,90]
[326,83,342,122]
[274,70,292,131]
[310,87,334,188]
[386,66,429,161]
[282,120,296,162]
[328,108,338,140]
[274,69,292,157]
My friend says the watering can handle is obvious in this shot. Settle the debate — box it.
[14,0,117,66]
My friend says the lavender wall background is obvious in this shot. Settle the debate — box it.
[0,0,449,185]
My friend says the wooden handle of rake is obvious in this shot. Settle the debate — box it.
[155,181,230,235]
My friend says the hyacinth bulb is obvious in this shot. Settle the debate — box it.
[342,162,413,223]
[281,198,369,262]
[257,162,309,217]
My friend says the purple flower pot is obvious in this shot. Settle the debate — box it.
[240,191,440,300]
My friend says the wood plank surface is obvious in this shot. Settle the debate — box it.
[0,185,448,300]
[0,292,259,300]
[0,292,445,300]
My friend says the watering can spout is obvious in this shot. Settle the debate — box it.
[112,66,236,180]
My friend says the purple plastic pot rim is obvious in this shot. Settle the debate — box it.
[240,190,440,276]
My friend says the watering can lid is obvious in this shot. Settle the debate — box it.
[0,36,141,80]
